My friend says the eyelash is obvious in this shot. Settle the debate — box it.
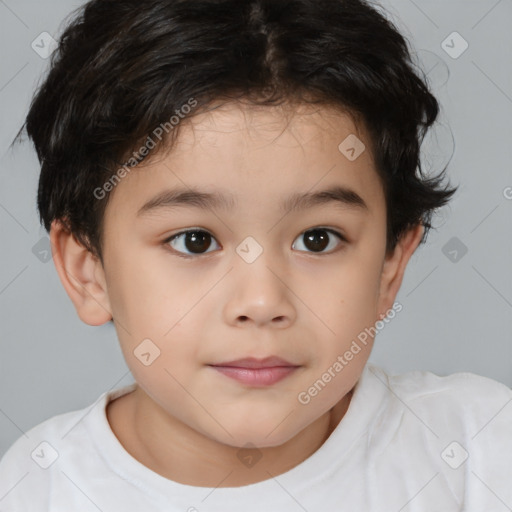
[162,227,348,259]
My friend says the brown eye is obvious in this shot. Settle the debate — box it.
[167,230,220,255]
[292,228,344,253]
[165,227,345,258]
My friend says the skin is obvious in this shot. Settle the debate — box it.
[50,101,423,487]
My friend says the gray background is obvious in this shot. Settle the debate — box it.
[0,0,511,459]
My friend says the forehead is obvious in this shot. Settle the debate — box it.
[104,101,384,219]
[173,101,370,159]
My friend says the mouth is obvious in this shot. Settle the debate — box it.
[207,356,301,387]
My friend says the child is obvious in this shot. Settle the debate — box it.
[1,0,511,510]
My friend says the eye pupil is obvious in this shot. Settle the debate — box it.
[170,227,341,257]
[304,229,329,252]
[185,231,211,253]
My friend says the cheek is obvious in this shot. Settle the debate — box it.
[117,316,200,407]
[104,260,189,376]
[106,248,182,327]
[306,248,383,372]
[319,255,382,330]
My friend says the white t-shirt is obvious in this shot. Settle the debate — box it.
[1,364,511,511]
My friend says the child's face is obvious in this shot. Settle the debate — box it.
[78,102,415,447]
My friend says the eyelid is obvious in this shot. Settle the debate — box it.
[163,228,220,259]
[292,228,347,253]
[163,226,348,258]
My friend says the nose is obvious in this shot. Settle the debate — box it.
[223,254,297,329]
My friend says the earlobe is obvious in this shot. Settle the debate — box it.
[377,223,424,317]
[49,220,112,326]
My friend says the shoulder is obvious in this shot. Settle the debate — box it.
[0,395,103,511]
[370,363,512,404]
[367,364,512,437]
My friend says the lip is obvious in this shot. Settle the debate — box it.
[208,357,300,387]
[210,356,296,369]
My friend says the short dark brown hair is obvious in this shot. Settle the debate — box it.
[14,0,457,263]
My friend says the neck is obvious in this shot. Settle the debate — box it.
[107,386,353,487]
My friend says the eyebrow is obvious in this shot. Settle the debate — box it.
[136,185,368,217]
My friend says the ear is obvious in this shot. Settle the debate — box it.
[376,223,424,319]
[49,219,112,326]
